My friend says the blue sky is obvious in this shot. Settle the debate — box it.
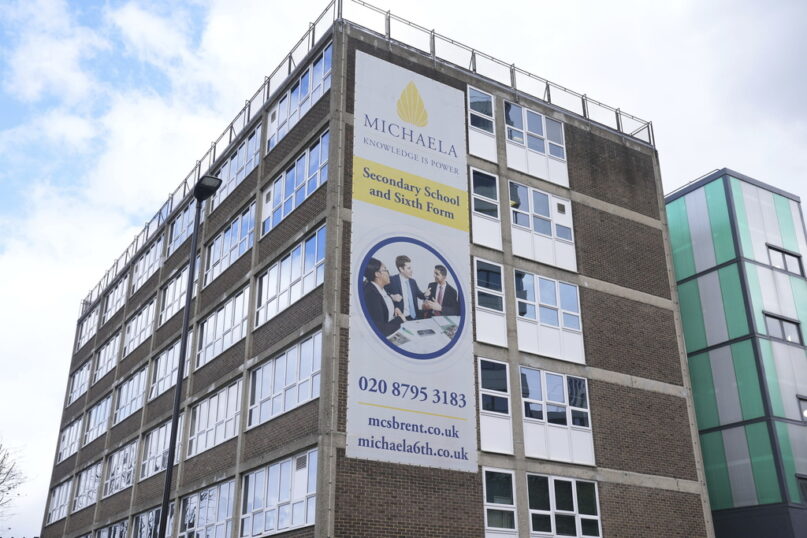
[0,0,805,535]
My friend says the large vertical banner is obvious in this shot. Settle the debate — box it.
[346,51,477,472]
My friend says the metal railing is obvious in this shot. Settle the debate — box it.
[79,0,653,316]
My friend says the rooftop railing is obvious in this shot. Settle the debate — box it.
[78,0,654,317]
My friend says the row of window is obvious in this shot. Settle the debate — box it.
[767,244,804,277]
[48,448,317,538]
[210,125,262,210]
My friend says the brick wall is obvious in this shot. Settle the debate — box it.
[599,482,708,537]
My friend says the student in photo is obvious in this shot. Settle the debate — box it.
[385,255,430,320]
[424,264,460,317]
[363,257,405,336]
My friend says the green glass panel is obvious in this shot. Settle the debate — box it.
[705,179,736,264]
[744,262,766,334]
[790,277,807,335]
[745,422,781,504]
[730,177,754,258]
[689,352,719,429]
[718,264,749,339]
[700,431,734,509]
[678,280,707,353]
[759,338,785,417]
[730,341,764,420]
[775,421,800,503]
[773,194,798,252]
[667,197,697,281]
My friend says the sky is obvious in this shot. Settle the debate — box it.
[0,0,805,535]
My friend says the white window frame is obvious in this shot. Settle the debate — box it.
[519,366,591,431]
[267,42,333,151]
[133,504,174,538]
[94,332,121,384]
[262,131,330,235]
[240,448,318,536]
[468,86,495,135]
[247,331,322,429]
[103,275,128,323]
[67,360,91,406]
[113,367,147,424]
[159,261,198,325]
[474,258,505,313]
[197,286,249,369]
[95,520,128,538]
[504,101,567,161]
[177,480,235,538]
[102,440,138,498]
[84,395,111,446]
[46,479,72,524]
[514,271,582,332]
[72,461,102,513]
[470,167,500,221]
[187,380,242,458]
[167,203,202,256]
[526,474,601,537]
[57,418,82,463]
[255,225,326,326]
[767,244,804,276]
[76,307,99,351]
[140,415,184,480]
[124,300,156,356]
[204,203,255,285]
[149,336,190,401]
[509,181,574,244]
[478,358,511,418]
[211,124,263,210]
[132,236,164,293]
[483,467,517,532]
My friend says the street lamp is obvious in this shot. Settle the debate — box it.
[157,174,222,538]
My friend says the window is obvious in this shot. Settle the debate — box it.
[520,367,590,428]
[205,203,255,285]
[509,181,573,243]
[94,333,121,383]
[471,168,499,220]
[262,131,329,234]
[197,286,249,368]
[103,440,137,497]
[764,313,803,345]
[160,261,198,324]
[124,300,155,356]
[483,469,516,531]
[475,259,504,312]
[141,416,184,480]
[211,125,263,210]
[149,336,191,400]
[168,203,195,256]
[84,395,111,445]
[468,87,494,133]
[57,419,82,462]
[46,479,72,524]
[267,43,332,150]
[240,449,317,536]
[248,331,322,428]
[72,462,101,512]
[132,236,164,292]
[479,359,510,415]
[95,520,127,538]
[800,397,807,422]
[67,361,91,405]
[187,380,242,457]
[768,245,803,276]
[515,272,581,331]
[114,367,147,424]
[103,276,128,323]
[504,102,566,160]
[178,480,235,538]
[527,474,601,536]
[133,504,174,538]
[256,226,326,325]
[76,307,99,350]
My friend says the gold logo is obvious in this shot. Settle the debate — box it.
[396,82,428,127]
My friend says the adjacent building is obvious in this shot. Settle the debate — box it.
[43,1,713,536]
[666,168,807,537]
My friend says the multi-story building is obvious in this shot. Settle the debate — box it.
[666,169,807,537]
[43,1,713,536]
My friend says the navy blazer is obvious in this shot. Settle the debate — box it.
[385,274,427,320]
[427,281,460,317]
[364,281,403,337]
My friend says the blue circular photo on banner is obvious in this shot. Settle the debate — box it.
[358,236,466,360]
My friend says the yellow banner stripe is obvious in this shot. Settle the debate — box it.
[358,401,467,421]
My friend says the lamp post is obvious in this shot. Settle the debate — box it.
[157,175,222,538]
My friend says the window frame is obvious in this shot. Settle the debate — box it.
[72,461,102,513]
[514,271,582,332]
[46,479,72,524]
[94,332,121,384]
[470,167,500,221]
[67,360,91,406]
[113,367,147,424]
[767,243,804,276]
[508,180,574,244]
[159,260,198,325]
[132,504,174,538]
[76,307,99,351]
[140,415,184,481]
[57,418,83,462]
[84,395,112,446]
[478,358,511,418]
[204,202,256,286]
[519,366,591,430]
[149,336,190,401]
[526,473,601,537]
[503,100,567,161]
[102,440,138,498]
[210,124,263,210]
[474,258,505,313]
[123,299,156,356]
[131,236,164,293]
[764,312,803,345]
[94,520,128,538]
[177,480,235,538]
[468,86,495,135]
[103,275,128,323]
[186,379,242,458]
[196,286,249,369]
[482,467,517,532]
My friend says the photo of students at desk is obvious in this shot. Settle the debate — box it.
[361,252,463,356]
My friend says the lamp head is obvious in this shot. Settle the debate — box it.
[193,175,223,202]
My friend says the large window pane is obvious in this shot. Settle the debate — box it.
[481,360,508,392]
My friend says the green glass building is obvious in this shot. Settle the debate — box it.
[666,168,807,537]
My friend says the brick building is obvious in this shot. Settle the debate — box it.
[42,1,713,536]
[666,169,807,537]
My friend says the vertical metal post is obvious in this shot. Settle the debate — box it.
[544,82,551,103]
[430,30,435,58]
[581,94,589,119]
[470,51,476,72]
[385,10,390,38]
[510,64,517,91]
[336,0,342,19]
[310,22,316,47]
[615,109,623,134]
[157,198,202,538]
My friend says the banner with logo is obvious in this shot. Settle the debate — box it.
[346,51,477,472]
